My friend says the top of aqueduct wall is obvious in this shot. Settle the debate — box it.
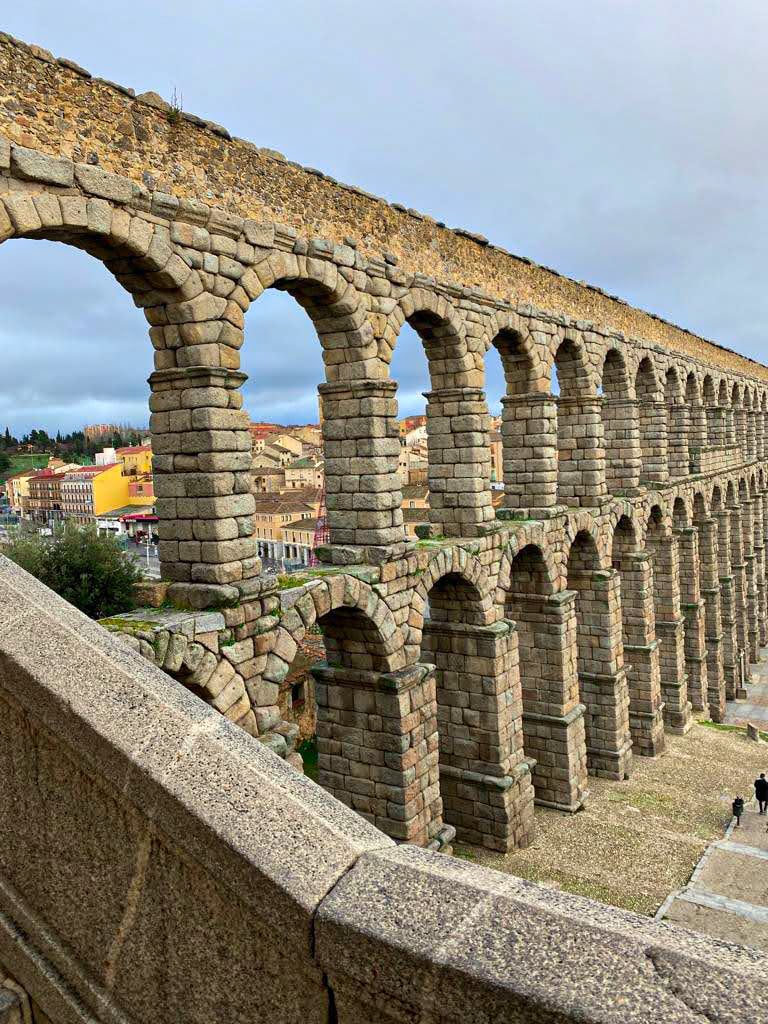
[1,29,766,384]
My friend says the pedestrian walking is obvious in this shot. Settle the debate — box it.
[732,796,745,827]
[755,773,768,815]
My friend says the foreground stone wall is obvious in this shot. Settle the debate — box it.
[2,556,768,1024]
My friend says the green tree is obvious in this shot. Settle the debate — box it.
[5,522,143,619]
[0,452,10,475]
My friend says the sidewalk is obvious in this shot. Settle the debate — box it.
[657,802,768,949]
[725,656,768,729]
[657,655,768,949]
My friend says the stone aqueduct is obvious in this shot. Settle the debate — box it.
[3,33,768,856]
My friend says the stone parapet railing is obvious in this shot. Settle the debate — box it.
[1,553,767,1024]
[690,445,745,476]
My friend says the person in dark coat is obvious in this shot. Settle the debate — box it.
[755,773,768,814]
[732,796,745,827]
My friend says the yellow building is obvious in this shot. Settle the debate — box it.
[60,463,130,523]
[4,469,36,513]
[115,445,153,476]
[127,476,155,507]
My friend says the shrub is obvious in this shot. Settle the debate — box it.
[5,522,143,619]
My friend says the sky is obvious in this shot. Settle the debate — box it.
[2,1,768,435]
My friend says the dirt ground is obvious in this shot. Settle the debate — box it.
[457,722,768,916]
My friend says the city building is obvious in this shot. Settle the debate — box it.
[253,494,319,564]
[398,444,428,485]
[401,482,429,510]
[284,455,324,490]
[282,516,318,565]
[402,421,428,447]
[398,414,427,439]
[289,424,322,447]
[248,422,281,452]
[96,506,158,540]
[128,477,154,505]
[252,466,287,493]
[22,465,80,522]
[3,469,36,514]
[60,464,129,523]
[83,423,118,442]
[95,444,152,475]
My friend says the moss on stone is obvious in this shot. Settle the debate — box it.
[99,616,161,632]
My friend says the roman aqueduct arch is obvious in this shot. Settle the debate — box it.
[2,34,768,854]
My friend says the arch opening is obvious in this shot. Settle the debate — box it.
[0,235,155,553]
[566,529,630,778]
[553,339,600,507]
[686,373,707,472]
[243,288,326,567]
[610,514,664,756]
[665,367,688,479]
[600,348,639,494]
[504,543,587,810]
[421,569,526,849]
[634,356,665,483]
[391,307,492,537]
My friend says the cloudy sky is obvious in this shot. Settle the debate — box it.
[3,1,768,436]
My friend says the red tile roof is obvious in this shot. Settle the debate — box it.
[67,464,117,476]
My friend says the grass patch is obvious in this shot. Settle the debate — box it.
[298,737,318,782]
[606,790,677,814]
[698,719,768,742]
[1,453,51,483]
[508,863,654,915]
[277,575,311,590]
[453,845,478,862]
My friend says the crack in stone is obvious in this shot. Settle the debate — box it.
[645,948,719,1024]
[104,826,152,991]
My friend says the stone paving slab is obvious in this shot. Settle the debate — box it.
[662,890,768,950]
[694,845,768,905]
[725,656,768,728]
[730,703,768,724]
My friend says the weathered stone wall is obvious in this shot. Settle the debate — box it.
[3,556,768,1024]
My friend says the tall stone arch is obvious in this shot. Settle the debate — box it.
[600,346,641,494]
[384,290,494,537]
[482,312,553,515]
[411,546,533,851]
[564,519,632,779]
[552,334,606,508]
[608,507,665,755]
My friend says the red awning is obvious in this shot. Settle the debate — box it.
[119,513,158,522]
